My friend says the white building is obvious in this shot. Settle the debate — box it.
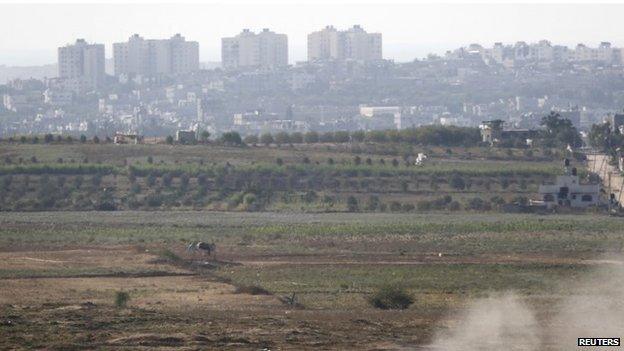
[113,34,199,77]
[537,163,600,209]
[222,29,288,69]
[308,25,382,62]
[58,39,105,93]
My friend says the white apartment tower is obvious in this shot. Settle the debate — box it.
[221,29,288,69]
[58,39,105,93]
[113,34,199,77]
[307,25,382,62]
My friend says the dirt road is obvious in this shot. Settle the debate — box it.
[586,153,624,204]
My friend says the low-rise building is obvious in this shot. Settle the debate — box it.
[536,161,600,209]
[176,130,197,143]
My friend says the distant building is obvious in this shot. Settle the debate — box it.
[58,39,105,93]
[43,89,73,107]
[113,34,199,77]
[2,92,42,112]
[113,132,142,144]
[176,130,197,144]
[308,25,382,62]
[359,106,401,129]
[479,120,538,145]
[222,29,288,69]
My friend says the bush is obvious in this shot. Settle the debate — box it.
[220,131,243,145]
[114,291,130,308]
[450,174,466,190]
[346,196,359,212]
[234,285,271,295]
[466,197,491,211]
[369,285,414,309]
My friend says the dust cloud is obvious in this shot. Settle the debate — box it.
[427,259,624,351]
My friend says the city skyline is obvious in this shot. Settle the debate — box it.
[1,3,624,66]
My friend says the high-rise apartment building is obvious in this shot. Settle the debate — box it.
[113,34,199,77]
[307,25,382,62]
[58,39,105,93]
[221,29,288,69]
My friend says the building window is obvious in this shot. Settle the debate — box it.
[581,194,593,202]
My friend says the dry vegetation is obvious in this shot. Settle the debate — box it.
[1,211,623,350]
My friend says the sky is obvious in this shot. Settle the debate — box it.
[0,2,623,66]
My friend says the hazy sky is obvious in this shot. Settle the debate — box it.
[0,2,623,65]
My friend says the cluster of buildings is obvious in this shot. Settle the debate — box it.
[5,27,624,140]
[447,40,623,67]
[55,25,383,92]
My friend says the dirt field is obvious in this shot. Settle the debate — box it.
[1,212,623,350]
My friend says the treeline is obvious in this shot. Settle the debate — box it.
[239,125,481,147]
[1,134,111,144]
[0,164,115,176]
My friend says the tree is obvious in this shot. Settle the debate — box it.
[334,131,350,143]
[276,158,284,166]
[274,132,290,145]
[351,130,366,142]
[165,135,174,144]
[44,134,54,143]
[93,135,100,144]
[220,131,243,145]
[243,134,259,144]
[304,131,319,143]
[346,196,359,212]
[540,112,582,147]
[260,133,274,146]
[450,174,466,190]
[80,134,87,143]
[200,130,211,142]
[290,132,303,144]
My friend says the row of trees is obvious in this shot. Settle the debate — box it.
[237,125,481,147]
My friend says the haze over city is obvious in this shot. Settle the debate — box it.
[1,3,623,65]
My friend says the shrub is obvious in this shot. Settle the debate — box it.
[369,285,414,310]
[234,285,271,295]
[448,201,461,211]
[304,131,319,143]
[450,174,466,190]
[346,196,359,212]
[389,201,402,212]
[114,291,130,308]
[260,133,274,146]
[466,197,491,211]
